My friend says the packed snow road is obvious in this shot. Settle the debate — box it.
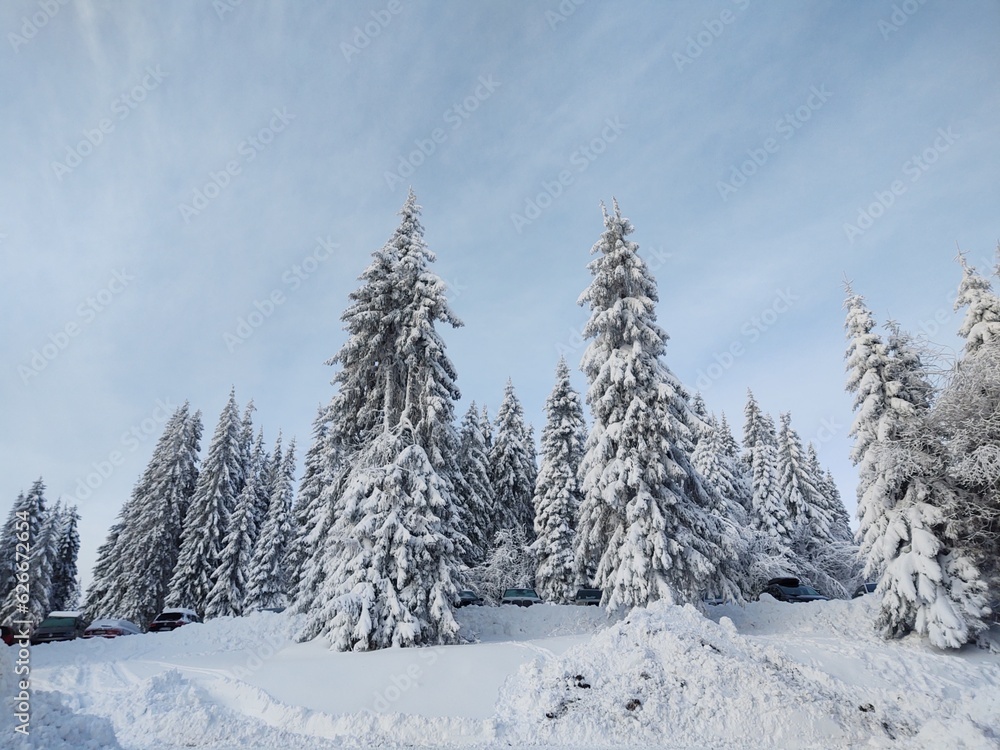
[5,598,999,749]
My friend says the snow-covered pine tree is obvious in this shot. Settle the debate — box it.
[82,521,122,622]
[954,252,1000,356]
[85,403,202,626]
[299,190,465,650]
[693,415,750,521]
[938,251,1000,594]
[0,480,51,623]
[455,402,495,566]
[488,380,538,541]
[743,392,792,544]
[204,429,268,618]
[692,413,754,601]
[48,504,80,612]
[287,405,332,606]
[249,429,274,542]
[168,389,243,614]
[844,288,897,581]
[573,200,725,610]
[689,392,711,446]
[845,289,987,647]
[775,412,823,530]
[245,439,297,611]
[292,194,422,618]
[532,358,586,603]
[481,405,493,450]
[26,498,61,622]
[805,445,853,544]
[0,492,32,612]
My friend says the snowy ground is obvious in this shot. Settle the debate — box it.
[4,598,998,749]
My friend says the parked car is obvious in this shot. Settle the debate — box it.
[29,611,89,644]
[760,577,830,603]
[500,587,542,607]
[82,618,143,639]
[852,582,877,598]
[572,588,602,606]
[455,590,485,608]
[148,608,201,632]
[1,625,15,646]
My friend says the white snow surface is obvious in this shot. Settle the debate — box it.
[8,598,999,749]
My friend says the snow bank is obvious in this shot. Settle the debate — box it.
[2,635,122,749]
[495,600,968,748]
[19,601,1000,748]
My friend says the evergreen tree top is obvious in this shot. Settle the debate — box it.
[578,200,667,359]
[954,252,1000,355]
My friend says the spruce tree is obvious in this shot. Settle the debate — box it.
[573,200,724,610]
[168,390,243,614]
[86,404,202,626]
[692,413,755,600]
[204,430,267,618]
[532,358,586,603]
[299,191,465,650]
[293,194,426,617]
[455,402,495,566]
[287,405,332,606]
[0,492,31,611]
[0,480,50,623]
[489,380,538,540]
[48,504,81,612]
[954,253,1000,356]
[245,439,297,611]
[743,392,792,543]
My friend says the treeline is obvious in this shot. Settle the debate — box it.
[0,480,80,623]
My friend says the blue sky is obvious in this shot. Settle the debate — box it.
[2,0,998,587]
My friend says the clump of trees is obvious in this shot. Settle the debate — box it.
[844,249,1000,649]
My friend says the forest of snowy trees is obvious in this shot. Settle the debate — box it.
[2,192,997,653]
[0,480,80,624]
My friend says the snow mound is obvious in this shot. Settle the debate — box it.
[457,602,619,642]
[495,601,913,748]
[1,640,122,749]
